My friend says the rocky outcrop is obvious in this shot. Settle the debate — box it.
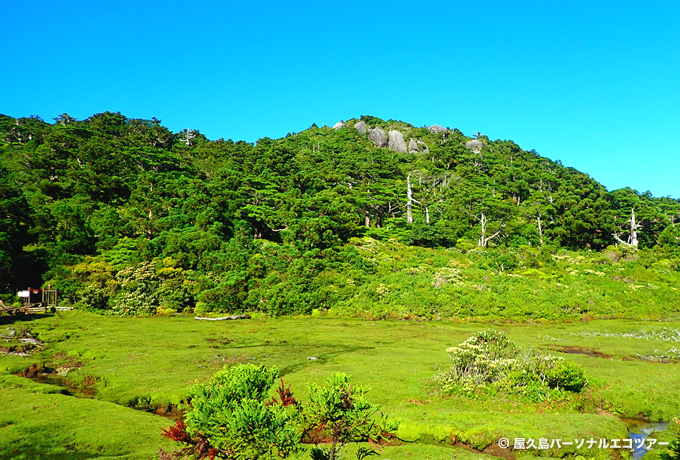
[408,139,430,153]
[428,125,448,134]
[388,130,407,153]
[333,121,345,130]
[368,128,387,147]
[354,121,367,135]
[466,139,483,153]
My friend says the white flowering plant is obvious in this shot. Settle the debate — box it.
[435,330,587,400]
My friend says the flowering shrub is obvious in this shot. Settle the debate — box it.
[440,330,517,391]
[112,262,160,316]
[436,330,587,398]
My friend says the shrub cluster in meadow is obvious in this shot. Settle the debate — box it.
[435,330,587,401]
[161,364,398,460]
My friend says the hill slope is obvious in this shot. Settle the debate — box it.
[1,112,679,319]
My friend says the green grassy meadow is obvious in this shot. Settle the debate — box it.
[1,312,679,459]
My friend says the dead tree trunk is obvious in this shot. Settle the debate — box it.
[182,129,196,146]
[406,174,413,224]
[629,208,639,246]
[612,208,640,247]
[477,213,502,248]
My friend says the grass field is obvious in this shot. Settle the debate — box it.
[1,312,679,459]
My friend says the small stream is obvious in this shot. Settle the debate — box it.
[16,368,182,420]
[623,419,670,460]
[27,370,96,398]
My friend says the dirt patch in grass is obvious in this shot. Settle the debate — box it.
[79,376,98,397]
[19,363,50,378]
[550,345,613,358]
[17,364,98,398]
[205,336,233,348]
[139,403,185,421]
[154,404,185,421]
[51,351,84,368]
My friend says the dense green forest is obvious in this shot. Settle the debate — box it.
[2,112,680,318]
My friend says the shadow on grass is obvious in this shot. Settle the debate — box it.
[0,440,118,460]
[0,313,52,326]
[278,344,375,376]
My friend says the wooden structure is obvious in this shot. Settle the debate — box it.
[41,287,58,309]
[0,300,29,315]
[14,285,58,313]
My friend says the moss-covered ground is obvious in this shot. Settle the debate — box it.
[1,312,678,459]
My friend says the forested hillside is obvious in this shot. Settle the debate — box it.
[2,112,680,318]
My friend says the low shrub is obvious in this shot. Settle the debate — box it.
[436,330,587,399]
[162,364,301,459]
[660,418,680,460]
[439,329,517,391]
[543,360,587,392]
[304,373,399,460]
[162,365,399,460]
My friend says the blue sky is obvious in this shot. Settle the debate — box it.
[3,1,679,197]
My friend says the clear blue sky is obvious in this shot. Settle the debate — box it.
[3,1,679,198]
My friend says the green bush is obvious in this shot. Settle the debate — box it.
[75,285,110,311]
[162,366,398,460]
[660,418,680,460]
[661,438,679,460]
[304,373,399,460]
[505,370,552,401]
[543,360,587,392]
[176,364,302,459]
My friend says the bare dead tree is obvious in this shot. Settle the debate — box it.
[406,174,414,224]
[476,213,503,248]
[181,129,197,146]
[612,208,640,247]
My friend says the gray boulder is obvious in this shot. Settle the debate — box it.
[354,121,367,135]
[388,130,407,153]
[368,128,387,147]
[333,120,345,130]
[466,139,483,153]
[418,140,429,153]
[408,138,420,153]
[428,124,448,134]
